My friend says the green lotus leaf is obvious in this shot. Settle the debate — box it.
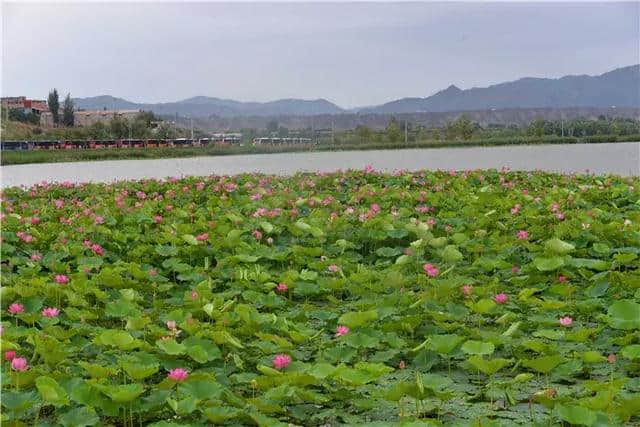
[156,338,187,355]
[544,238,575,254]
[621,344,640,360]
[522,355,565,374]
[95,330,140,350]
[467,355,512,375]
[337,309,378,328]
[103,384,145,403]
[121,361,159,380]
[461,340,495,356]
[534,256,565,271]
[36,376,70,406]
[607,300,640,330]
[442,245,464,263]
[58,406,100,427]
[427,334,465,354]
[554,404,597,426]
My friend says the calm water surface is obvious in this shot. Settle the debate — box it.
[2,142,638,188]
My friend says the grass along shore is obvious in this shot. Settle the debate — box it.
[2,134,639,165]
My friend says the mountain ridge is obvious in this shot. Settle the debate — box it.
[72,64,639,117]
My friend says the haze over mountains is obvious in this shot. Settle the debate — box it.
[74,65,639,117]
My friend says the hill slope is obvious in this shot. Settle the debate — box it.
[73,96,344,117]
[358,65,640,113]
[72,65,639,117]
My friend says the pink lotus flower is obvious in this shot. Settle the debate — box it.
[276,283,288,293]
[494,293,508,304]
[166,320,177,330]
[154,215,163,224]
[54,199,64,209]
[423,263,439,277]
[511,204,521,214]
[196,233,209,242]
[558,275,567,283]
[167,368,188,381]
[55,274,69,285]
[31,217,41,225]
[252,230,263,240]
[517,230,529,240]
[91,244,104,256]
[31,253,42,261]
[462,284,473,296]
[94,216,105,225]
[190,291,199,300]
[5,350,16,361]
[335,325,350,337]
[42,307,60,317]
[272,354,292,370]
[328,264,339,273]
[608,353,617,364]
[559,316,573,327]
[8,303,24,315]
[11,357,28,371]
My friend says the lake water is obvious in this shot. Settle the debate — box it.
[1,142,638,188]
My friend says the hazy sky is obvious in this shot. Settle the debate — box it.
[2,2,639,108]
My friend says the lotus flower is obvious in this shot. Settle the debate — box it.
[8,303,24,315]
[559,316,573,327]
[272,354,292,370]
[4,350,16,361]
[55,274,69,285]
[167,368,188,381]
[494,293,508,304]
[517,230,529,240]
[42,307,60,317]
[335,325,350,337]
[11,357,28,372]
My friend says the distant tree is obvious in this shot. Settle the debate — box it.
[110,115,128,138]
[356,125,371,143]
[444,121,457,140]
[48,88,60,125]
[61,93,75,127]
[266,120,278,134]
[8,108,27,122]
[454,114,474,140]
[386,118,401,143]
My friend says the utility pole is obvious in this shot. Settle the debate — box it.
[190,118,194,141]
[561,120,564,137]
[404,120,408,144]
[331,120,334,144]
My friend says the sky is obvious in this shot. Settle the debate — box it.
[2,2,639,108]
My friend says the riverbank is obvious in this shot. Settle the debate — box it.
[2,134,639,165]
[2,142,638,188]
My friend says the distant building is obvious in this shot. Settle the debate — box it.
[40,109,141,127]
[1,96,48,115]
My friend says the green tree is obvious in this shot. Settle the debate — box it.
[48,88,60,125]
[61,93,75,127]
[110,115,128,138]
[386,119,401,143]
[356,125,372,143]
[454,114,474,140]
[266,120,278,134]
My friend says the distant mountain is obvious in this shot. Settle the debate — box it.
[73,65,639,117]
[358,65,640,114]
[73,95,344,117]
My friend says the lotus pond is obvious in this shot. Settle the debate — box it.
[1,168,639,426]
